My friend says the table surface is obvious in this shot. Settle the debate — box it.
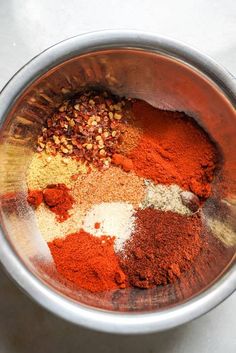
[0,0,235,352]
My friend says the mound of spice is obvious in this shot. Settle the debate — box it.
[141,180,198,215]
[27,190,43,208]
[33,203,84,242]
[37,91,129,169]
[72,165,145,210]
[27,151,88,189]
[28,184,74,222]
[119,208,203,288]
[25,91,227,296]
[43,184,74,222]
[83,202,135,252]
[118,100,219,199]
[48,230,127,293]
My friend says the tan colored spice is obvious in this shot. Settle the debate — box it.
[118,122,141,155]
[206,217,236,247]
[72,165,145,211]
[34,203,84,242]
[141,181,193,215]
[27,151,87,189]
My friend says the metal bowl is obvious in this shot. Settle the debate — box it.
[0,30,235,334]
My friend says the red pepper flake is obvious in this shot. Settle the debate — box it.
[94,222,101,229]
[37,91,129,170]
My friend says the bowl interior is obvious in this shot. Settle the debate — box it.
[0,48,235,312]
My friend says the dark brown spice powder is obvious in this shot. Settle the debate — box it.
[119,208,203,288]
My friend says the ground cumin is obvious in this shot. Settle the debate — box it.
[72,165,145,210]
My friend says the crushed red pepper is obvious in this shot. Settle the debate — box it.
[37,91,129,169]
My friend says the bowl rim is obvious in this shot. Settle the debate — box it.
[0,30,235,334]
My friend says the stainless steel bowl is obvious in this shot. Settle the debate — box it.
[0,30,235,334]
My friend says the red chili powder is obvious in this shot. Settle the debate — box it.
[43,183,74,222]
[119,208,203,288]
[48,230,127,293]
[112,153,134,172]
[126,101,219,199]
[27,190,43,208]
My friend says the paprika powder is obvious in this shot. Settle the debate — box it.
[48,230,127,293]
[125,101,219,199]
[43,184,74,222]
[27,190,43,208]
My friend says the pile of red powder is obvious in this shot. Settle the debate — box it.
[27,183,74,222]
[115,100,218,199]
[119,208,203,288]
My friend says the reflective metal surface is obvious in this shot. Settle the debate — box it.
[0,31,235,333]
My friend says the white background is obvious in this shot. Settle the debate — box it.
[0,0,235,352]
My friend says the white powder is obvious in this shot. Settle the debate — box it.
[83,202,135,252]
[142,181,192,215]
[35,203,84,242]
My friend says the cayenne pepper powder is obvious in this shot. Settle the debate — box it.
[48,230,127,293]
[112,153,134,172]
[27,190,43,208]
[43,184,74,222]
[119,208,203,288]
[126,101,219,199]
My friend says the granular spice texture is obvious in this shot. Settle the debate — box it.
[27,190,43,208]
[48,231,127,293]
[72,165,145,210]
[43,184,74,222]
[83,202,135,252]
[27,152,87,189]
[141,181,193,215]
[37,91,129,169]
[34,203,83,242]
[118,121,141,155]
[127,101,219,199]
[120,208,203,288]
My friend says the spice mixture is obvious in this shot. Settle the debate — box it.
[24,90,227,294]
